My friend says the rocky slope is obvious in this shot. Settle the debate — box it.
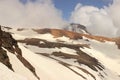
[0,26,120,80]
[0,26,40,80]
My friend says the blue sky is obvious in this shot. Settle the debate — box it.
[53,0,113,20]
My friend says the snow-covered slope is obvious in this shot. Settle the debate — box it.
[0,63,27,80]
[0,26,120,80]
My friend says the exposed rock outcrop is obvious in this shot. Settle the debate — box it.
[18,38,103,70]
[0,26,40,80]
[64,23,90,34]
[0,26,13,70]
[33,28,83,39]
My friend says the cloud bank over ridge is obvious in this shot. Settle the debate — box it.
[0,0,120,37]
[0,0,66,28]
[71,0,120,37]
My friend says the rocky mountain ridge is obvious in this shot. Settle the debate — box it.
[0,26,40,80]
[0,25,120,80]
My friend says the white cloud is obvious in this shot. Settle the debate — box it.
[0,0,67,28]
[107,0,120,36]
[71,0,120,37]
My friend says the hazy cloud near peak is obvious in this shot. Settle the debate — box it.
[1,0,120,37]
[71,0,120,37]
[0,0,67,28]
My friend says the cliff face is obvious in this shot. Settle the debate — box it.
[0,26,13,70]
[0,26,40,80]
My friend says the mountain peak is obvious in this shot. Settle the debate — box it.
[64,23,90,34]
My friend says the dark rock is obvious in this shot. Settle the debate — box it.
[64,23,90,34]
[0,26,40,80]
[0,48,13,70]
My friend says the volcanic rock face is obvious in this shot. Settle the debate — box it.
[0,26,13,70]
[0,26,40,80]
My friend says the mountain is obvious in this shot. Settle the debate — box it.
[0,26,120,80]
